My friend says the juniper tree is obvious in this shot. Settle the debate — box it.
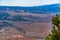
[46,14,60,40]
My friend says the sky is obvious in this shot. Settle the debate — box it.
[0,0,60,6]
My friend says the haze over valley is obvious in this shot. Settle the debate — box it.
[0,4,60,40]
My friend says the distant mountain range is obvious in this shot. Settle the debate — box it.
[0,4,60,14]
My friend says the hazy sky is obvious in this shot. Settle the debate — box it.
[0,0,60,6]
